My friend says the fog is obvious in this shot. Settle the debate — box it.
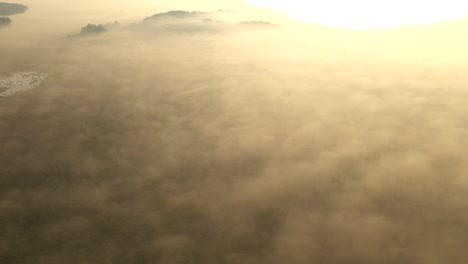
[1,1,468,263]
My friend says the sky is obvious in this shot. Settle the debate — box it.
[247,0,468,29]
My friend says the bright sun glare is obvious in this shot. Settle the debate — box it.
[247,0,468,29]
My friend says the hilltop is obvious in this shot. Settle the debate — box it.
[75,10,280,37]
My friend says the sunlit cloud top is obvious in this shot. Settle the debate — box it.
[247,0,468,29]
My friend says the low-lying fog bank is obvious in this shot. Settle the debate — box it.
[1,2,468,263]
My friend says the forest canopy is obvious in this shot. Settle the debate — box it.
[144,10,210,22]
[80,24,107,35]
[139,10,279,33]
[0,16,11,25]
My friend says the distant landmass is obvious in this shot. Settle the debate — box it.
[143,10,210,22]
[76,10,279,37]
[77,21,119,36]
[140,10,279,33]
[80,24,107,35]
[0,2,28,16]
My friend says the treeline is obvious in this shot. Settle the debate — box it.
[143,10,279,29]
[78,11,280,36]
[0,2,28,16]
[79,21,119,35]
[143,10,210,22]
[81,24,106,35]
[238,20,280,27]
[0,16,11,25]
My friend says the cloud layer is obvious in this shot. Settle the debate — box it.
[1,2,468,263]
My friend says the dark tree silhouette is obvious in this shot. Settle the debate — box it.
[0,16,11,25]
[80,24,107,35]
